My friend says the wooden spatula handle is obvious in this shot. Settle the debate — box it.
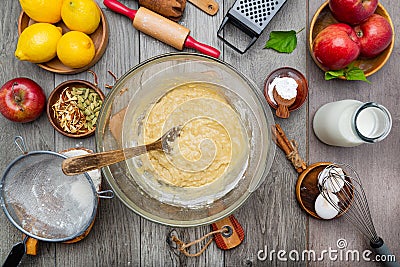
[62,146,147,175]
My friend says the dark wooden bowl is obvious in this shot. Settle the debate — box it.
[18,3,108,75]
[309,1,394,77]
[264,67,308,113]
[47,80,105,138]
[295,162,354,220]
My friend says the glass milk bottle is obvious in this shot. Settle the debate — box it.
[313,100,392,147]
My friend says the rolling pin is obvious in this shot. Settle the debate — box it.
[104,0,220,58]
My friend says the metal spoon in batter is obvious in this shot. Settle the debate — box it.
[62,126,182,176]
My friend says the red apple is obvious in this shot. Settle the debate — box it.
[329,0,378,25]
[313,23,361,70]
[354,14,393,58]
[0,78,46,123]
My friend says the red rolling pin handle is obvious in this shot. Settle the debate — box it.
[185,36,221,58]
[104,0,137,20]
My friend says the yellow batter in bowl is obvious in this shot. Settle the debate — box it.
[142,82,249,188]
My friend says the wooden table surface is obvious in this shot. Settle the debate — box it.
[1,0,399,266]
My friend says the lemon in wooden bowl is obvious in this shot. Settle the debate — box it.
[15,23,62,63]
[57,31,95,69]
[17,2,108,75]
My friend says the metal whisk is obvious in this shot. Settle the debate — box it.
[318,163,399,267]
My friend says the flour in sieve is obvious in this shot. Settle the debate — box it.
[4,157,95,240]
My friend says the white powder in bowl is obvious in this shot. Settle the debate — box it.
[268,77,298,105]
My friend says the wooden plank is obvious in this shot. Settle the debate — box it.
[0,0,398,266]
[222,0,308,266]
[0,1,56,266]
[52,1,142,265]
[308,0,400,266]
[137,1,225,266]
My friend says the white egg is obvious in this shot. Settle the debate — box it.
[315,193,339,220]
[318,167,345,193]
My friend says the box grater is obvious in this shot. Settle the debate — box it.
[217,0,287,54]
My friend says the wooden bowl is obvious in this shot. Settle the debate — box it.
[264,67,308,112]
[18,5,108,75]
[309,1,394,77]
[295,162,353,220]
[47,80,105,138]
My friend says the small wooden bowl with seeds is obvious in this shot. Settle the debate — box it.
[47,80,105,138]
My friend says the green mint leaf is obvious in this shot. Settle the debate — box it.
[325,69,345,80]
[346,67,371,83]
[324,63,370,83]
[346,61,356,69]
[264,30,297,53]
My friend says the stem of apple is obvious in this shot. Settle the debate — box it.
[297,27,305,34]
[11,82,24,112]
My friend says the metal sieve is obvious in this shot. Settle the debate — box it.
[218,0,287,53]
[1,136,113,266]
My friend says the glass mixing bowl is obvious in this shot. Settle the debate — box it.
[96,53,275,227]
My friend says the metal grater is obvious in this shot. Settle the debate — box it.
[218,0,287,54]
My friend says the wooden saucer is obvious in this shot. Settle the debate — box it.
[46,79,105,138]
[17,4,109,74]
[296,162,354,220]
[296,162,332,219]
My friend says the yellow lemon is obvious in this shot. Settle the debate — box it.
[15,23,62,63]
[19,0,63,23]
[57,31,95,68]
[61,0,101,34]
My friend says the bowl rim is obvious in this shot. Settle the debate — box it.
[309,1,395,78]
[95,52,276,227]
[17,3,109,75]
[47,79,105,138]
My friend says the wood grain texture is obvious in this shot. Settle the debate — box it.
[222,0,308,266]
[0,0,398,266]
[308,0,400,266]
[0,2,55,267]
[138,2,224,266]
